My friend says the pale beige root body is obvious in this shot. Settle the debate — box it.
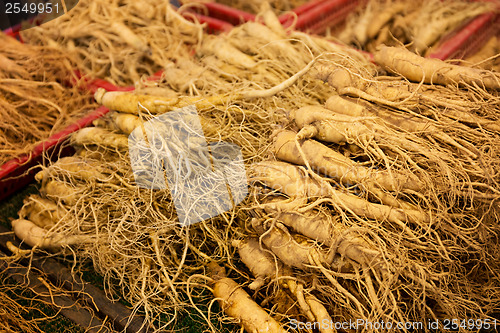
[232,237,282,290]
[273,129,423,193]
[200,35,257,69]
[35,156,108,182]
[71,127,129,150]
[19,195,67,229]
[324,95,485,160]
[110,111,220,138]
[321,66,500,133]
[111,112,145,135]
[94,88,179,114]
[251,218,340,270]
[366,3,406,40]
[325,95,434,132]
[41,180,81,206]
[208,263,287,333]
[95,89,237,114]
[411,1,492,54]
[233,238,334,333]
[375,46,500,90]
[263,206,383,270]
[250,161,429,226]
[109,21,151,54]
[11,218,93,248]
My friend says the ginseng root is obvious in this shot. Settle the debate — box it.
[207,262,287,333]
[374,46,500,90]
[273,129,423,193]
[12,219,94,249]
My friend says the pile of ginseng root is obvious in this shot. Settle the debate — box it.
[7,2,500,333]
[337,0,494,55]
[10,5,372,331]
[242,46,500,332]
[0,33,95,165]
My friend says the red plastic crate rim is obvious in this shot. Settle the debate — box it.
[0,7,231,200]
[0,106,110,202]
[429,12,500,60]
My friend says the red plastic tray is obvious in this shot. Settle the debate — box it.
[181,11,234,33]
[184,0,361,33]
[428,11,500,60]
[0,106,110,202]
[281,0,362,33]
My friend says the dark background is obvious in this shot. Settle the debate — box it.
[0,0,79,31]
[0,0,42,30]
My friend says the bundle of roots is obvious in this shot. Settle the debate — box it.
[21,0,205,86]
[0,32,95,165]
[338,0,493,55]
[223,47,500,333]
[10,10,376,331]
[11,4,500,332]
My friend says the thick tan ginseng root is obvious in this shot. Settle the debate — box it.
[94,90,237,114]
[35,156,108,183]
[111,112,145,135]
[109,21,151,54]
[250,161,430,227]
[71,127,129,150]
[263,206,383,270]
[19,195,67,229]
[290,104,462,165]
[11,219,93,249]
[233,238,334,333]
[374,46,500,90]
[41,180,81,206]
[251,218,335,270]
[366,3,406,40]
[94,88,178,114]
[207,262,287,333]
[110,111,220,138]
[325,95,433,132]
[321,67,500,134]
[324,95,481,158]
[412,1,492,54]
[200,35,257,69]
[273,129,423,193]
[232,238,282,290]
